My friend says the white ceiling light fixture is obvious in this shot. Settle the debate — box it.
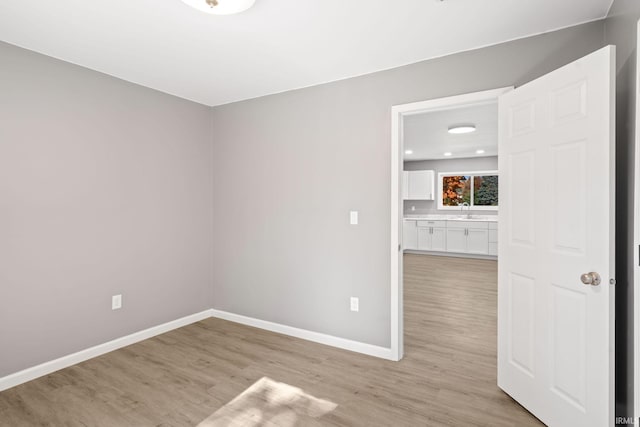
[443,152,453,157]
[476,149,485,154]
[448,124,477,134]
[405,150,413,155]
[181,0,256,15]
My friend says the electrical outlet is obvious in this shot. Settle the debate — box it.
[350,297,359,312]
[350,211,358,225]
[112,294,122,310]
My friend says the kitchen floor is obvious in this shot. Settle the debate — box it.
[0,254,543,426]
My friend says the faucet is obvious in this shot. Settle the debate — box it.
[461,202,471,219]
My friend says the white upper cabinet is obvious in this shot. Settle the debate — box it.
[403,170,435,200]
[402,172,410,200]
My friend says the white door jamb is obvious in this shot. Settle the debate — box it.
[389,86,512,361]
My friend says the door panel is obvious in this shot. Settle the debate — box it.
[498,46,615,427]
[508,273,535,376]
[551,285,587,410]
[507,151,536,247]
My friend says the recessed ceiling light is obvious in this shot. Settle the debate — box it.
[181,0,256,15]
[448,124,476,134]
[476,149,485,154]
[443,152,452,157]
[405,150,413,155]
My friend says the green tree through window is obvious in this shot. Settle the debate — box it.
[474,175,499,206]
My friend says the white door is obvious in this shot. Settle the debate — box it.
[498,46,615,427]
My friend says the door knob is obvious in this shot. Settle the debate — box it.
[580,272,601,286]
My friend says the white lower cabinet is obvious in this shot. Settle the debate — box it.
[445,228,466,253]
[404,218,496,257]
[417,227,430,249]
[488,222,498,255]
[467,229,490,254]
[417,226,447,251]
[403,220,418,250]
[446,222,490,255]
[431,228,446,251]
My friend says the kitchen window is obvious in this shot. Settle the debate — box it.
[437,171,499,210]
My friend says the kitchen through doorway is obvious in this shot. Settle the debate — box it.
[389,87,542,424]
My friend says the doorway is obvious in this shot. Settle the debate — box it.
[390,46,616,427]
[390,87,546,425]
[389,87,511,361]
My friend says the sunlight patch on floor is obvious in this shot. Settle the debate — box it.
[197,376,337,426]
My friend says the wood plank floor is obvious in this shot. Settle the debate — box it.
[0,254,544,426]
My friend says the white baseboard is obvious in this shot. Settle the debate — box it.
[0,309,213,392]
[404,249,497,260]
[0,308,396,392]
[210,309,396,361]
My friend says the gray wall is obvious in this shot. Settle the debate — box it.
[3,14,635,414]
[605,0,640,420]
[210,21,607,348]
[404,156,498,215]
[0,41,214,377]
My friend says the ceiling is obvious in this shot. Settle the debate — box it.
[0,0,612,106]
[403,102,498,161]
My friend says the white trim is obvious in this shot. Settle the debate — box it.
[0,307,399,392]
[210,309,395,361]
[404,250,497,261]
[634,19,640,427]
[0,310,213,392]
[436,170,500,211]
[390,87,513,362]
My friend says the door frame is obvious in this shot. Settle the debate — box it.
[389,86,512,361]
[634,19,640,427]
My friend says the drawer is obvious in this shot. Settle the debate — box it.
[446,220,489,230]
[489,242,498,256]
[417,220,446,228]
[489,230,498,243]
[488,222,498,230]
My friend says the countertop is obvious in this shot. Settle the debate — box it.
[403,214,498,222]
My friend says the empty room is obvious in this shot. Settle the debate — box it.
[1,1,639,426]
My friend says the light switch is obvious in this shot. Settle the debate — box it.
[350,211,358,225]
[112,294,122,310]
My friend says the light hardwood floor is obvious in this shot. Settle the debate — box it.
[0,254,544,426]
